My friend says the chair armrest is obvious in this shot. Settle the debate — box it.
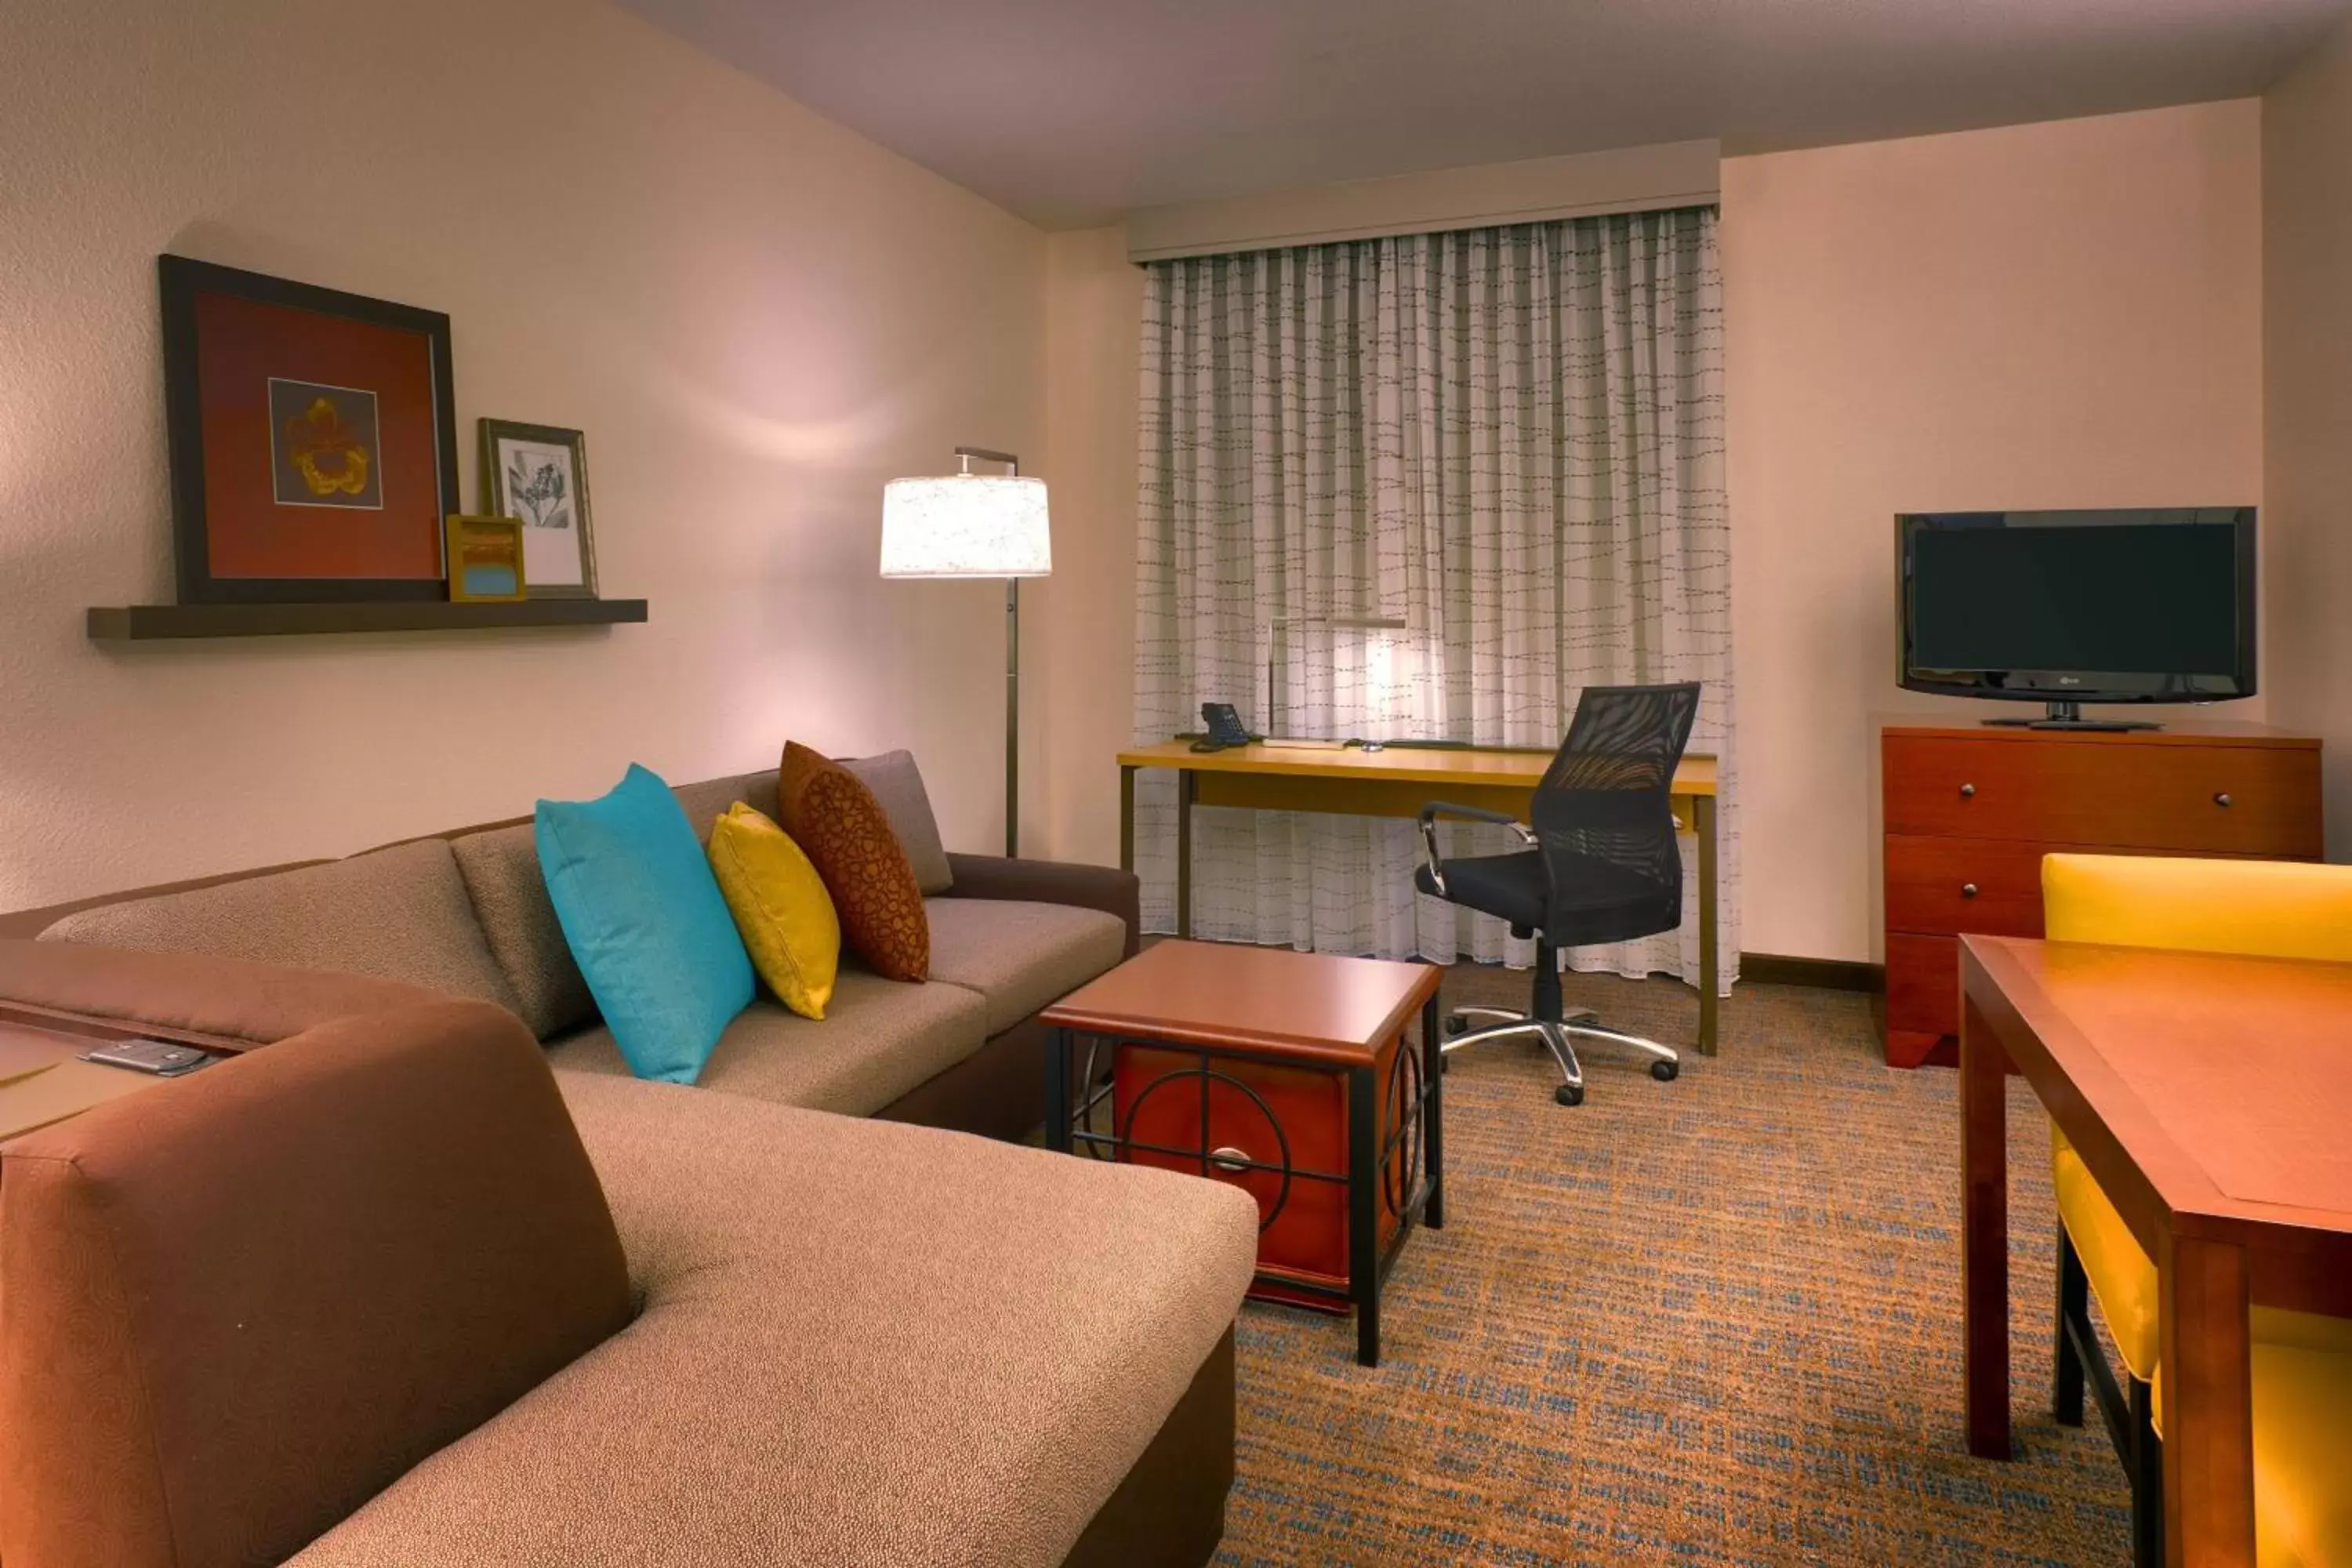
[939,855,1142,958]
[1416,801,1526,832]
[1414,803,1537,898]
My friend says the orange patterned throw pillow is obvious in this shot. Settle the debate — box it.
[776,742,930,982]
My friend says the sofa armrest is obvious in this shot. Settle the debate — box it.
[940,855,1142,958]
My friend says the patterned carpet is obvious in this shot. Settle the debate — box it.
[1212,965,2131,1568]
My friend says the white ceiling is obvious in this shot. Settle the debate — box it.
[620,0,2351,229]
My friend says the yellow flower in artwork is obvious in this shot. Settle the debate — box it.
[285,397,371,497]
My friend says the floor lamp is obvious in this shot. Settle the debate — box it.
[880,447,1051,857]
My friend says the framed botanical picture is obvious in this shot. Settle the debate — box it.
[479,419,598,598]
[158,255,459,603]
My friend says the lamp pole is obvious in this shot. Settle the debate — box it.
[956,445,1025,858]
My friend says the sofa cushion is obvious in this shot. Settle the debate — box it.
[288,1073,1258,1568]
[707,803,840,1021]
[537,764,753,1084]
[671,770,779,840]
[451,822,597,1040]
[39,838,524,1016]
[0,1001,633,1568]
[546,971,988,1117]
[779,742,929,982]
[923,896,1127,1033]
[842,750,953,895]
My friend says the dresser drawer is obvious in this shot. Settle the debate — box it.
[1885,933,1959,1036]
[1883,735,2323,855]
[1884,836,2047,938]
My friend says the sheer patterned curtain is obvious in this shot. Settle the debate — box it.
[1131,206,1739,992]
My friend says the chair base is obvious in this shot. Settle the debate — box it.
[1439,1005,1679,1107]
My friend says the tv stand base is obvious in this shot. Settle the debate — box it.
[1982,717,2161,731]
[1980,699,2159,732]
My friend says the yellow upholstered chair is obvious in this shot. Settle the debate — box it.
[2042,854,2352,1568]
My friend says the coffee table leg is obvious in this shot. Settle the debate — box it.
[1421,991,1444,1231]
[1349,1063,1379,1367]
[1046,1025,1072,1155]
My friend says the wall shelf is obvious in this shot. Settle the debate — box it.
[86,599,649,641]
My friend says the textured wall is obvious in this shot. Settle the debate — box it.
[2263,19,2352,857]
[1723,101,2265,962]
[0,0,1044,908]
[1034,227,1145,868]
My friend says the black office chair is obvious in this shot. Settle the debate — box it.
[1414,683,1703,1105]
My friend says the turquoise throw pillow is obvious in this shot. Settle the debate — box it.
[535,764,753,1084]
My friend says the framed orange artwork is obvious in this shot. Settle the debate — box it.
[158,255,459,603]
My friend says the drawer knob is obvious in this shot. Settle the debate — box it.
[1208,1145,1252,1174]
[1962,883,1979,899]
[2214,792,2234,808]
[1958,782,1976,799]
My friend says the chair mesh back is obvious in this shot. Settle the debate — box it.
[1530,684,1702,942]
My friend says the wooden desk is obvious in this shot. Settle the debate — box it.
[1959,935,2352,1568]
[1117,742,1723,1056]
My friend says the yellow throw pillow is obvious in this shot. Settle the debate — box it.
[706,803,840,1022]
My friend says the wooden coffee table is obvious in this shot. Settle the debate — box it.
[1041,940,1444,1367]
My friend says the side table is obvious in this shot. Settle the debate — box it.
[1041,940,1443,1367]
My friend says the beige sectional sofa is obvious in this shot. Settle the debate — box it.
[0,764,1258,1568]
[12,764,1131,1138]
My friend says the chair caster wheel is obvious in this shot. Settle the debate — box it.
[1555,1083,1584,1107]
[1444,1015,1468,1036]
[1650,1060,1679,1083]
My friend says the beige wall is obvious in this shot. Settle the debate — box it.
[2263,19,2352,856]
[0,0,1045,909]
[1033,228,1145,866]
[1724,100,2264,961]
[1031,102,2267,960]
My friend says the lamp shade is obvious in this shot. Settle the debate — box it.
[879,474,1051,578]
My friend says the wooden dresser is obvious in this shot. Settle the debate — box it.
[1879,720,2324,1067]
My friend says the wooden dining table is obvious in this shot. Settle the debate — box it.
[1958,934,2352,1568]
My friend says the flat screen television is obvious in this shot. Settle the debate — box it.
[1896,507,2256,730]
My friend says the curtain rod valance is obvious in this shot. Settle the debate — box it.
[1125,139,1719,263]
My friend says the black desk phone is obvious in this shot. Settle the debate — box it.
[1192,702,1251,753]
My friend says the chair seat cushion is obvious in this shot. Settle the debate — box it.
[2251,1338,2352,1568]
[547,972,988,1117]
[288,1074,1259,1568]
[1414,847,1674,942]
[2054,1144,2352,1416]
[2053,1145,2163,1382]
[921,897,1127,1033]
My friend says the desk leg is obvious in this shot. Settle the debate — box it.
[1960,992,2012,1460]
[2159,1232,2256,1568]
[1694,794,1719,1057]
[1176,770,1195,940]
[1119,766,1136,873]
[1348,1062,1380,1367]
